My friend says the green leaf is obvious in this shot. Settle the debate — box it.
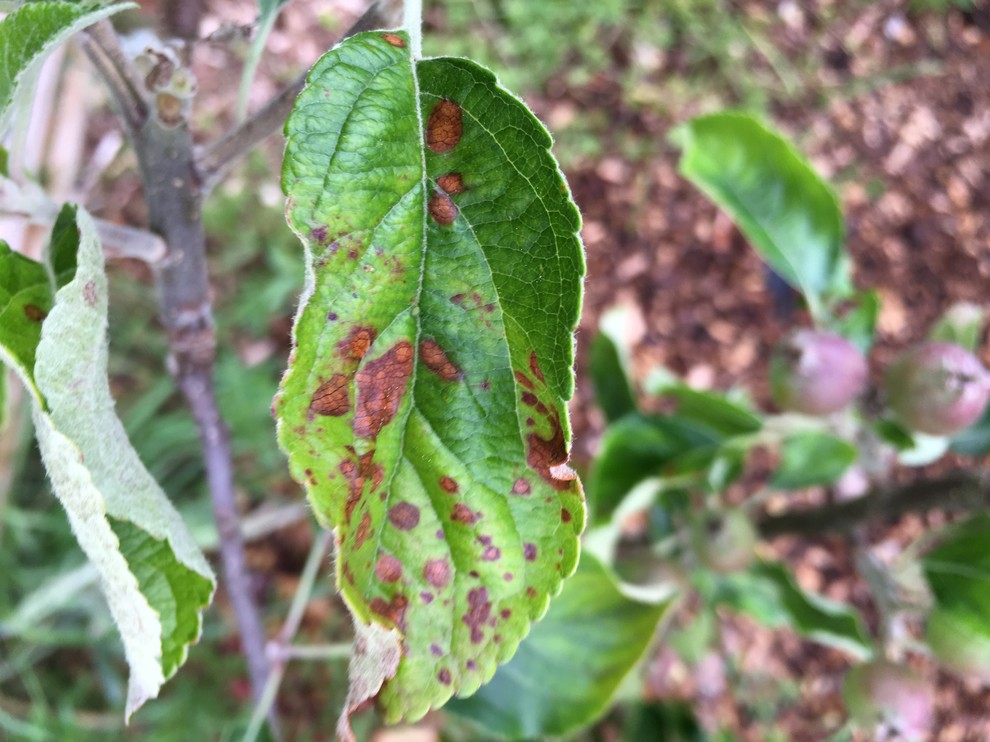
[770,431,856,489]
[665,385,762,438]
[589,328,636,423]
[672,112,849,319]
[588,413,716,524]
[0,206,214,718]
[277,31,585,726]
[701,561,871,659]
[827,290,880,353]
[623,701,708,742]
[446,553,672,739]
[0,1,135,133]
[922,515,990,632]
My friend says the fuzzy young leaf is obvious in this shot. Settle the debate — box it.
[672,112,849,319]
[0,206,214,719]
[0,1,135,133]
[277,31,585,727]
[446,553,672,739]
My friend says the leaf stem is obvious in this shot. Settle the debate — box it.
[403,0,423,60]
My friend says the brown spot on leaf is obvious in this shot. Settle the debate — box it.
[370,595,408,630]
[438,668,452,685]
[23,304,47,322]
[512,478,531,495]
[529,351,546,382]
[426,99,462,153]
[381,33,405,47]
[463,587,492,644]
[482,546,501,561]
[500,608,512,619]
[83,281,98,308]
[310,373,350,416]
[420,591,434,604]
[310,225,328,244]
[354,341,414,438]
[424,558,451,588]
[524,543,537,561]
[342,560,356,585]
[375,555,403,583]
[337,326,377,361]
[420,339,461,381]
[451,503,478,524]
[514,371,535,390]
[561,508,572,523]
[437,172,465,194]
[526,409,574,491]
[522,392,538,407]
[354,511,372,549]
[439,475,459,494]
[388,502,420,530]
[431,644,443,657]
[428,193,458,225]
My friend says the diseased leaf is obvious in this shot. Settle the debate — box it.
[672,112,849,319]
[446,553,672,739]
[771,431,856,489]
[277,31,585,727]
[0,1,135,133]
[0,206,214,718]
[700,561,871,659]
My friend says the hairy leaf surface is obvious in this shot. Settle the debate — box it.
[277,30,585,727]
[0,206,214,718]
[0,1,134,133]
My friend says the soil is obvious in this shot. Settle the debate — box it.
[82,0,990,738]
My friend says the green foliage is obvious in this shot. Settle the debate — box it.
[672,112,850,320]
[0,0,134,133]
[0,206,214,718]
[771,431,856,489]
[447,553,672,739]
[699,562,872,659]
[588,320,636,424]
[278,31,584,726]
[922,515,990,652]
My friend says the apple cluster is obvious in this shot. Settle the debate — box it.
[769,329,990,436]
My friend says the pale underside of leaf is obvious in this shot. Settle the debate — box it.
[278,30,585,727]
[0,207,214,719]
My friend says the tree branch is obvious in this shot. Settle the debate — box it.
[756,470,990,538]
[85,23,280,739]
[79,20,148,136]
[195,0,402,191]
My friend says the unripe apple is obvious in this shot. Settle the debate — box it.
[884,342,990,436]
[843,660,931,739]
[691,508,757,573]
[769,330,868,415]
[926,609,990,683]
